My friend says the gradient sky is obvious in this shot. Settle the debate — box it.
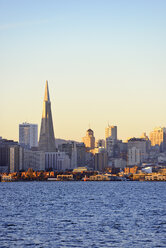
[1,0,166,142]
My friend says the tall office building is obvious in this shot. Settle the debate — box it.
[94,148,108,171]
[105,125,117,157]
[10,145,24,173]
[149,127,166,151]
[105,125,117,139]
[19,123,38,149]
[0,138,18,173]
[39,81,56,152]
[127,138,147,166]
[82,129,95,150]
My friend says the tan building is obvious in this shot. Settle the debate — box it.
[57,174,73,181]
[89,174,110,181]
[149,127,166,151]
[145,173,166,181]
[73,167,88,173]
[82,129,95,149]
[105,125,117,139]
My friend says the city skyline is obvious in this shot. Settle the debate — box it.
[1,1,166,142]
[2,79,166,143]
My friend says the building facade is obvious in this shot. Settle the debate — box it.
[23,149,45,171]
[82,129,95,150]
[45,152,70,171]
[94,148,108,171]
[149,127,166,152]
[105,125,118,158]
[128,138,147,166]
[19,123,38,149]
[105,125,117,140]
[39,81,56,152]
[0,139,18,173]
[10,145,24,173]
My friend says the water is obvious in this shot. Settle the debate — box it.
[0,181,166,247]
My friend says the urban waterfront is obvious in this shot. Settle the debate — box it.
[0,182,166,247]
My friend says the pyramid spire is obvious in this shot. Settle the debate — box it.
[39,81,56,152]
[44,80,50,102]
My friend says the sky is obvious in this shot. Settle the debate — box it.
[1,0,166,142]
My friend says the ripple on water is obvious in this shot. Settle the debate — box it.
[0,181,166,247]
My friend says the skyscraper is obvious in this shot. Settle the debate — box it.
[105,125,117,140]
[105,125,117,157]
[82,129,95,150]
[39,81,56,152]
[149,127,166,151]
[19,123,38,149]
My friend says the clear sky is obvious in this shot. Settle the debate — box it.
[1,0,166,142]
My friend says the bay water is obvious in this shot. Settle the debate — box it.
[0,181,166,247]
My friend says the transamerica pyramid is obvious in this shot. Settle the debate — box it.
[39,81,56,152]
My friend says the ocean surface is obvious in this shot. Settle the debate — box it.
[0,181,166,248]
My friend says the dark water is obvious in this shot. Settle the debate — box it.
[0,182,166,248]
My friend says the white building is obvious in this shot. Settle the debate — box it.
[128,138,147,166]
[45,152,70,171]
[19,123,38,149]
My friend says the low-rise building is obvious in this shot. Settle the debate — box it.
[57,174,73,181]
[145,173,166,181]
[124,166,138,175]
[73,167,88,173]
[89,174,110,181]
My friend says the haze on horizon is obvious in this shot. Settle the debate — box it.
[1,0,166,142]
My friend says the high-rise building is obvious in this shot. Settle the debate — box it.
[127,138,147,166]
[0,138,18,173]
[105,125,117,157]
[39,81,56,152]
[23,149,45,171]
[76,143,86,167]
[58,142,86,168]
[10,145,24,173]
[94,148,108,171]
[149,127,166,151]
[19,123,38,149]
[82,129,95,150]
[105,125,117,140]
